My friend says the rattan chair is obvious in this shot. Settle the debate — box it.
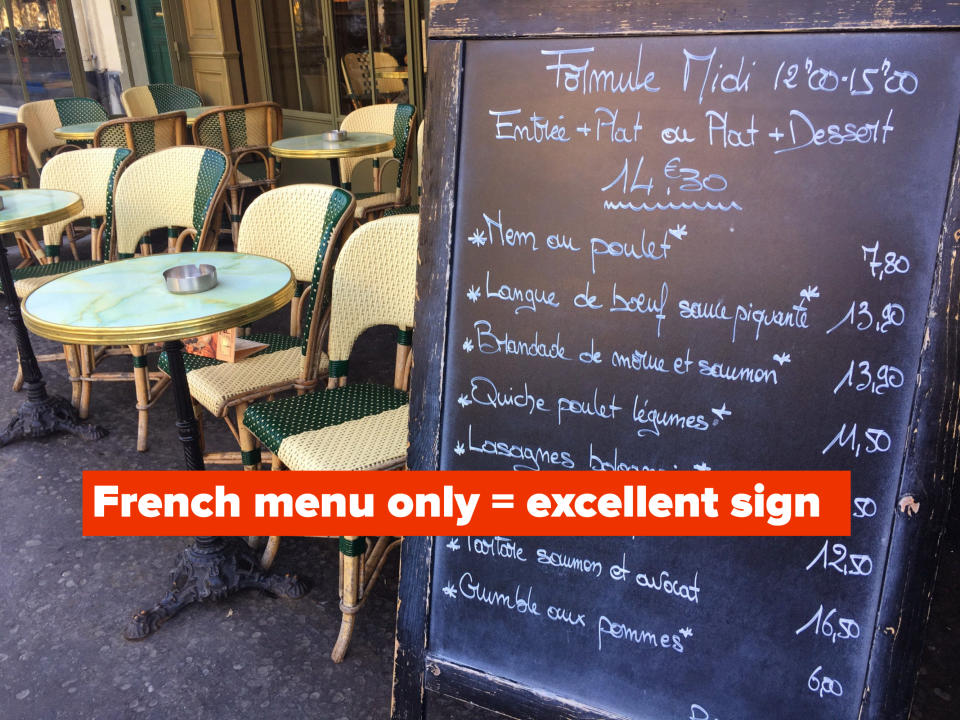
[192,102,283,247]
[242,213,418,662]
[93,112,188,160]
[2,147,134,394]
[339,103,416,222]
[383,122,424,218]
[121,83,202,117]
[88,146,229,450]
[94,112,190,253]
[0,121,42,266]
[156,183,355,474]
[17,98,109,260]
[341,52,406,110]
[16,97,108,168]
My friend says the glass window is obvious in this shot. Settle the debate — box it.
[262,0,331,115]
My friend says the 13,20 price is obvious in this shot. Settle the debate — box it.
[826,300,904,335]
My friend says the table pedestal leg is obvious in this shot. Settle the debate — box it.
[0,233,106,446]
[124,340,307,640]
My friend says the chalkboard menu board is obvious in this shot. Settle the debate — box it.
[395,5,960,720]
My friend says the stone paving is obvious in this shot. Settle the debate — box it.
[0,238,955,719]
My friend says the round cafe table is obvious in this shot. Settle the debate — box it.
[270,131,394,187]
[0,188,105,446]
[54,106,219,142]
[375,66,409,80]
[22,251,307,638]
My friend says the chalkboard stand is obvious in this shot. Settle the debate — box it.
[394,3,960,719]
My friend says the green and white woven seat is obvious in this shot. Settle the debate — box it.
[157,184,355,470]
[242,213,418,663]
[121,84,202,117]
[339,103,417,221]
[242,212,418,471]
[192,102,283,248]
[17,97,108,167]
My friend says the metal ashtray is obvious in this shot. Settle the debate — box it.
[163,264,218,294]
[322,129,348,142]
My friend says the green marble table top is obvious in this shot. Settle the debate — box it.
[183,106,219,125]
[22,252,294,345]
[0,189,83,235]
[270,132,394,159]
[53,121,103,141]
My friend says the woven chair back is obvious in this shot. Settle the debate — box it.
[327,214,418,366]
[0,122,29,188]
[93,112,188,160]
[113,146,229,256]
[122,84,202,117]
[238,184,355,366]
[338,103,416,199]
[39,147,133,261]
[193,102,282,154]
[17,97,108,168]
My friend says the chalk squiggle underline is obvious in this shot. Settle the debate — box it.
[603,200,744,212]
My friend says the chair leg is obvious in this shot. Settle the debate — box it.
[130,344,150,452]
[65,224,79,261]
[12,351,23,391]
[64,344,82,409]
[192,398,206,454]
[332,536,363,663]
[236,402,261,471]
[229,188,241,251]
[79,346,94,419]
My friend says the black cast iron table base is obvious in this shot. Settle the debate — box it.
[0,233,106,446]
[124,340,308,639]
[124,536,308,639]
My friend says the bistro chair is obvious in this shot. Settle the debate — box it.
[121,83,202,117]
[242,213,418,661]
[0,121,43,266]
[17,98,109,260]
[17,97,108,168]
[341,52,406,110]
[192,102,284,247]
[74,146,229,450]
[95,112,190,252]
[93,112,188,160]
[383,122,424,218]
[157,183,355,475]
[339,103,416,223]
[3,147,134,396]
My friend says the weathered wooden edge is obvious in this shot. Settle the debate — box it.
[392,536,436,720]
[406,38,463,473]
[429,0,960,38]
[860,124,960,719]
[423,658,629,720]
[393,38,464,720]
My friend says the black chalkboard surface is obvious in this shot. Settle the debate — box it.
[395,5,960,720]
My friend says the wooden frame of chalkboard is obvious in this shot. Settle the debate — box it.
[394,2,960,719]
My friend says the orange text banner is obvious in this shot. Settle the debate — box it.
[82,470,850,537]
